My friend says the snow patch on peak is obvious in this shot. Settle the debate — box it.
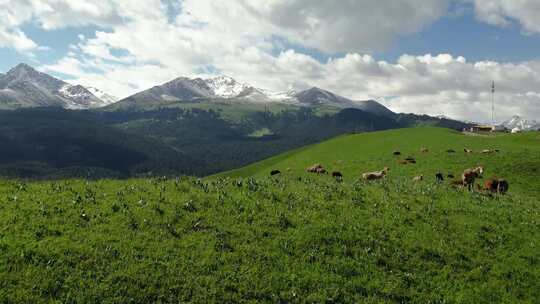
[86,86,119,105]
[501,115,539,131]
[204,76,252,98]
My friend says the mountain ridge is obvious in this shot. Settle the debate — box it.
[501,115,539,131]
[114,75,396,117]
[0,63,112,110]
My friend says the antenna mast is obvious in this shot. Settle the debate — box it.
[491,80,495,126]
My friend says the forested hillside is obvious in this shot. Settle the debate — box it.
[0,107,469,179]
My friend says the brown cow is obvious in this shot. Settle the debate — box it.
[462,166,484,191]
[482,178,509,195]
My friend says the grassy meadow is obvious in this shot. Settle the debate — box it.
[0,127,539,303]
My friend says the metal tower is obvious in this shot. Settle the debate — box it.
[491,80,495,126]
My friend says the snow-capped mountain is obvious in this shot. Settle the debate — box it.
[501,115,540,131]
[0,63,114,110]
[204,76,253,98]
[86,86,118,105]
[117,76,395,117]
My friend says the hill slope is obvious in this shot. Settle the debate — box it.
[1,127,539,301]
[217,127,540,198]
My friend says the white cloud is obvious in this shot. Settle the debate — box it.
[473,0,540,33]
[0,27,37,51]
[2,0,540,122]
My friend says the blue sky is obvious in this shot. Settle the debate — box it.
[3,4,540,72]
[0,0,539,121]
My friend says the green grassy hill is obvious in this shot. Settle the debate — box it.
[1,128,539,303]
[217,127,540,198]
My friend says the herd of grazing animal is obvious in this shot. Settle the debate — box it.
[268,146,508,195]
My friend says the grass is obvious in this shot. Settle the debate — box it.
[0,127,539,303]
[217,128,540,198]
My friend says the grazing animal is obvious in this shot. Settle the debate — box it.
[435,173,444,182]
[316,167,328,174]
[464,148,473,153]
[497,179,509,194]
[306,164,323,173]
[481,149,499,154]
[404,157,417,164]
[398,160,409,165]
[412,175,424,182]
[362,167,389,181]
[270,170,281,176]
[461,166,484,191]
[421,147,429,153]
[482,178,509,195]
[447,174,455,179]
[393,151,402,156]
[332,171,343,180]
[446,149,456,153]
[450,179,465,188]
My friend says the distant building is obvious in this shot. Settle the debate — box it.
[466,124,508,133]
[470,125,495,132]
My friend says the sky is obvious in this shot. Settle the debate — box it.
[0,0,540,122]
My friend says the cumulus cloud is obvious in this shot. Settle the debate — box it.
[0,27,37,51]
[473,0,540,33]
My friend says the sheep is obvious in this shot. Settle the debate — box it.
[481,149,500,154]
[464,148,473,153]
[306,164,323,173]
[421,147,429,153]
[362,167,389,181]
[316,167,328,174]
[412,175,424,182]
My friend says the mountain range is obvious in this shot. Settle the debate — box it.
[114,75,395,117]
[0,64,116,110]
[0,63,394,117]
[4,63,536,128]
